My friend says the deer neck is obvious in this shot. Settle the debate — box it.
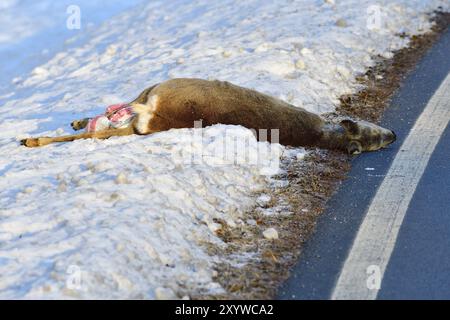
[317,122,350,152]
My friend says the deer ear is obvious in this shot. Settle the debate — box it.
[347,141,362,155]
[340,119,360,135]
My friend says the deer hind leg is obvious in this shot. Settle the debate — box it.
[21,126,136,148]
[71,118,91,131]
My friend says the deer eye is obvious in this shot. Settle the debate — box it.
[347,140,362,155]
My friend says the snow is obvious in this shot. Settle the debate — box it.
[0,0,144,95]
[0,126,281,299]
[0,0,448,299]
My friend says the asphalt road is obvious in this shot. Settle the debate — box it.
[277,26,450,300]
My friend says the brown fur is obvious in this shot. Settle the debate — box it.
[134,79,323,146]
[21,78,396,153]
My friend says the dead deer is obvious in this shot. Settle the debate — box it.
[21,78,396,154]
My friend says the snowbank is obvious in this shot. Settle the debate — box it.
[0,0,448,298]
[0,126,281,298]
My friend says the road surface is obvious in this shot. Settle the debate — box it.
[278,26,450,300]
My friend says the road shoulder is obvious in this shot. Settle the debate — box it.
[277,14,450,300]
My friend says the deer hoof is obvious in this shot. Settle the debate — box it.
[71,121,81,131]
[71,118,89,131]
[21,137,51,147]
[21,138,39,147]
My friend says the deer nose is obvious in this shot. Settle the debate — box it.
[391,130,397,142]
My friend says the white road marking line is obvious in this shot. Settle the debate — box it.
[331,72,450,300]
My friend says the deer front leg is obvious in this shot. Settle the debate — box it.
[21,126,136,148]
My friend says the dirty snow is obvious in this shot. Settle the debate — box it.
[0,0,448,299]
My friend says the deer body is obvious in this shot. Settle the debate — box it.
[130,78,324,146]
[22,78,396,154]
